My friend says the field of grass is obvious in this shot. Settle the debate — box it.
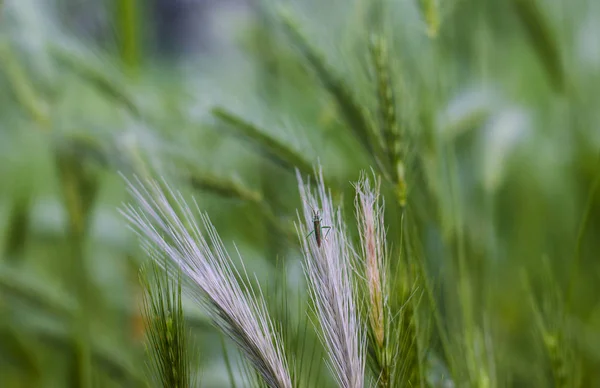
[1,0,599,387]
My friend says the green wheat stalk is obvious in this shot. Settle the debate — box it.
[212,107,313,176]
[368,34,407,207]
[278,8,389,177]
[140,261,196,388]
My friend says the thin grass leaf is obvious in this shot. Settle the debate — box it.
[511,0,565,92]
[56,133,112,173]
[212,107,314,177]
[400,211,456,382]
[391,285,423,388]
[221,334,238,388]
[186,167,263,204]
[379,212,426,388]
[0,322,41,385]
[417,0,440,38]
[0,263,76,316]
[0,266,146,385]
[49,43,141,117]
[20,315,146,386]
[0,260,211,335]
[266,258,326,388]
[287,301,326,388]
[53,130,115,387]
[121,175,293,388]
[184,167,298,247]
[296,167,365,388]
[54,142,101,239]
[2,192,31,263]
[54,142,102,388]
[567,153,600,310]
[0,40,50,128]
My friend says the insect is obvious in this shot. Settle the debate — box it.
[305,206,332,247]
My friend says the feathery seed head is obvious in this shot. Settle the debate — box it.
[354,172,387,349]
[120,175,292,388]
[295,167,365,388]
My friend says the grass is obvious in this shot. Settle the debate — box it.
[139,260,196,387]
[1,0,600,387]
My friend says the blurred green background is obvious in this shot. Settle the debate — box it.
[1,0,599,386]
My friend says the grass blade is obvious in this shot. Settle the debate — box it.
[417,0,440,38]
[278,10,387,171]
[0,40,50,128]
[511,0,565,92]
[50,44,141,117]
[183,167,299,247]
[221,334,238,388]
[212,107,314,177]
[186,167,263,204]
[2,191,31,263]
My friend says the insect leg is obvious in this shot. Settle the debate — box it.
[321,226,332,241]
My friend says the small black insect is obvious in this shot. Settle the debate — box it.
[305,207,331,247]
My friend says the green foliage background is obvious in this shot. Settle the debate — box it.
[1,0,599,386]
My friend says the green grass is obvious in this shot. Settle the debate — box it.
[1,0,599,386]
